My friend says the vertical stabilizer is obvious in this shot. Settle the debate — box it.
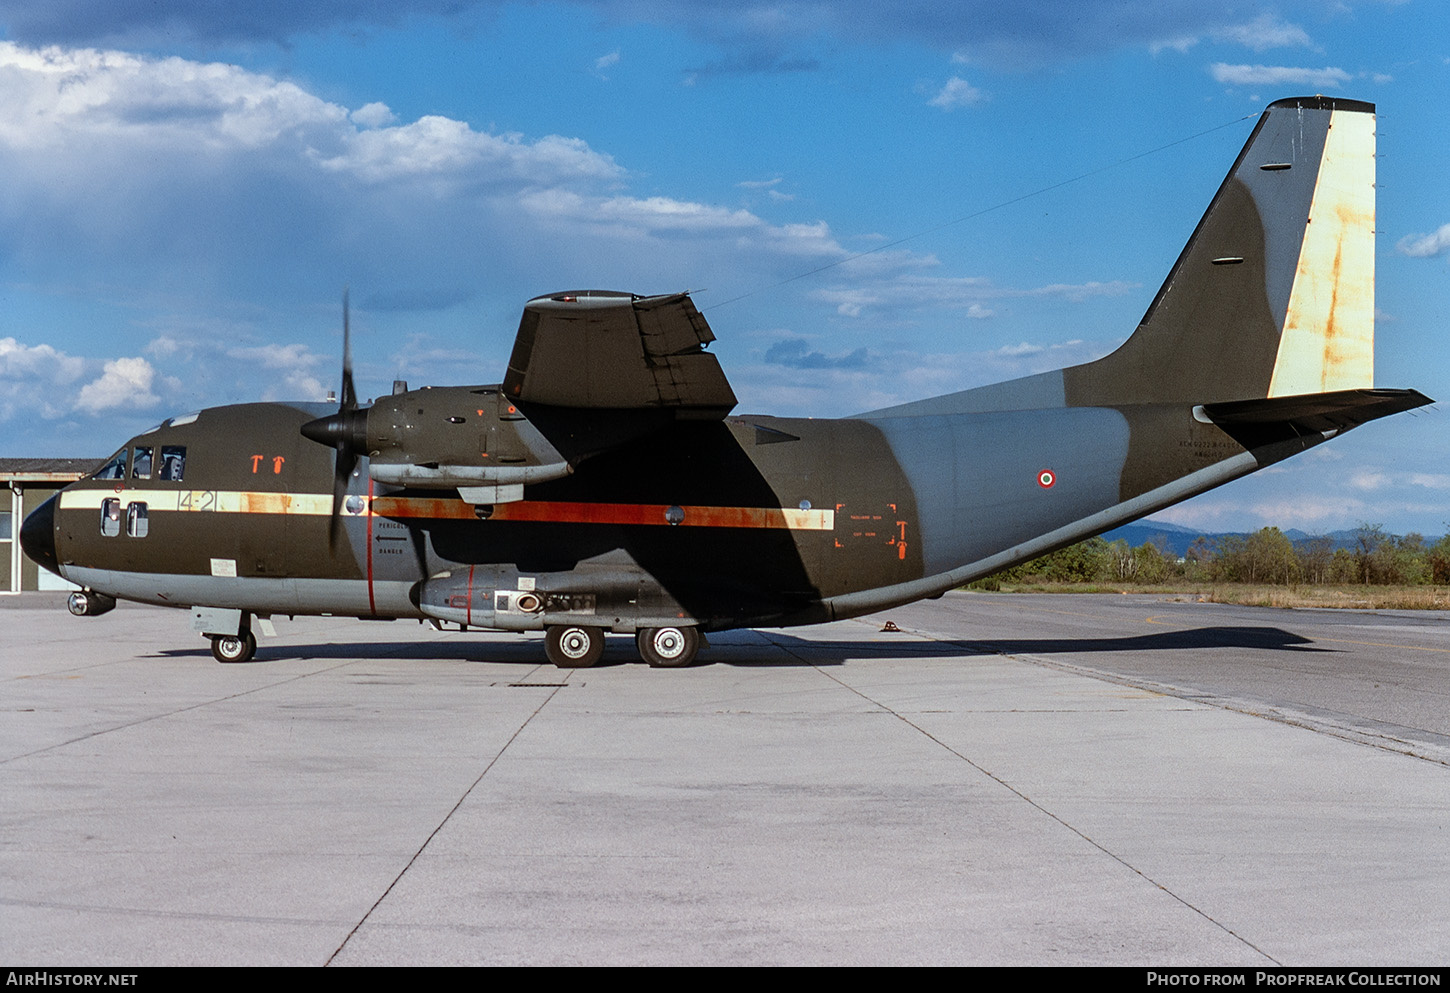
[1061,96,1377,407]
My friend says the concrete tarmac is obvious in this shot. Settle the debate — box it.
[2,590,1447,966]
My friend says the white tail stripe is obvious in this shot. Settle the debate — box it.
[1269,108,1376,397]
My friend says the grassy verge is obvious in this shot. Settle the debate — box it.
[966,581,1450,610]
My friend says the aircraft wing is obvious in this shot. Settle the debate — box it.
[503,291,737,413]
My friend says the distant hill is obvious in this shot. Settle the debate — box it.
[1098,521,1438,558]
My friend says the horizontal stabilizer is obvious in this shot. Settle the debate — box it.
[1201,388,1432,449]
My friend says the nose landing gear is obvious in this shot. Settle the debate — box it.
[67,590,117,617]
[210,631,257,664]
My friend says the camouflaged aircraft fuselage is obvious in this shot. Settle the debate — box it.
[20,97,1431,668]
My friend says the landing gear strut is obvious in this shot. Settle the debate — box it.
[636,626,700,668]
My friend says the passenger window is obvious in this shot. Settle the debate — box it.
[100,498,121,537]
[94,450,128,480]
[159,446,186,481]
[126,502,149,538]
[131,447,153,479]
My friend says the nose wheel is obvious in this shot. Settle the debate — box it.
[67,590,117,617]
[210,631,257,664]
[636,626,700,668]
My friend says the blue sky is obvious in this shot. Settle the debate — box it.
[0,1,1446,535]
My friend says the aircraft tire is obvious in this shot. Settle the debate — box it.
[211,632,257,664]
[545,625,604,668]
[637,626,699,668]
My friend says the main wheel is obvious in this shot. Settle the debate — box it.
[67,591,90,617]
[210,631,256,664]
[545,625,604,668]
[636,626,700,668]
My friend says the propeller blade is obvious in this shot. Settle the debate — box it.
[340,288,357,411]
[298,289,365,550]
[328,446,356,549]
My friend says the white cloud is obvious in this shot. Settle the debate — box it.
[350,101,397,129]
[0,338,89,420]
[1350,470,1388,491]
[928,76,984,110]
[74,356,158,412]
[1397,224,1450,259]
[0,337,86,383]
[1211,14,1314,53]
[1209,63,1352,89]
[225,343,327,401]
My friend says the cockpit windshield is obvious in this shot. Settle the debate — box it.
[93,449,128,480]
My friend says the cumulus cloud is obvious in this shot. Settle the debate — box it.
[1209,63,1352,89]
[0,338,89,420]
[0,38,865,354]
[928,76,985,110]
[1397,224,1450,259]
[0,338,86,383]
[1210,13,1314,52]
[223,343,327,399]
[350,102,398,129]
[74,356,160,413]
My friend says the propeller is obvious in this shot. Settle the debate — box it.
[300,289,368,548]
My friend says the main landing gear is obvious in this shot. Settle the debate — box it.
[636,626,700,668]
[543,624,701,669]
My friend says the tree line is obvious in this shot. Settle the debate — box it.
[983,524,1450,588]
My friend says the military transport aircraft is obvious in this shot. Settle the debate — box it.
[20,96,1431,668]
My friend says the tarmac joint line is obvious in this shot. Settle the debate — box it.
[764,624,1284,966]
[323,678,569,966]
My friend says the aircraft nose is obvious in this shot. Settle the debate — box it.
[19,494,60,576]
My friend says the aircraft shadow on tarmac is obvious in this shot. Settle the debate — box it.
[152,624,1330,667]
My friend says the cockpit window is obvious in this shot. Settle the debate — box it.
[159,446,186,481]
[131,447,153,479]
[93,450,128,480]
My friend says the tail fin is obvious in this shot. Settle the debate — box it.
[1065,96,1376,406]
